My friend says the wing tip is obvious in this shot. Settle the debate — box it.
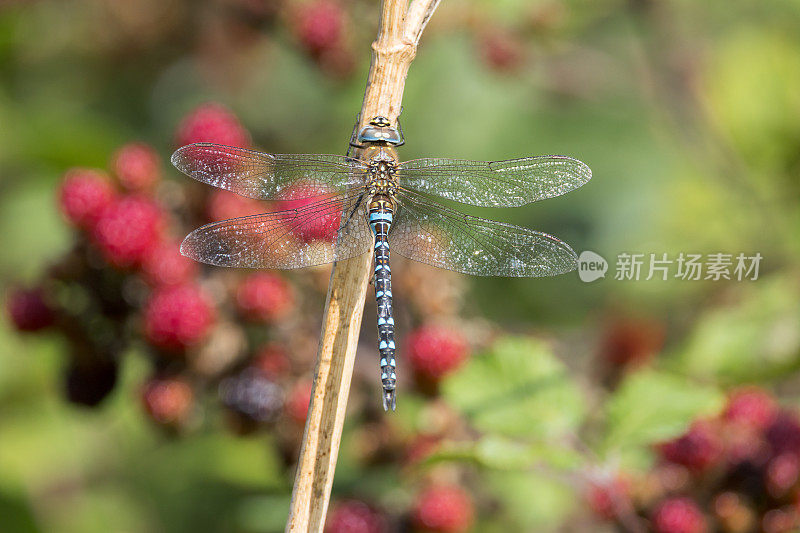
[179,231,198,260]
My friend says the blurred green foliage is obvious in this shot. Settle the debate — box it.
[2,0,800,531]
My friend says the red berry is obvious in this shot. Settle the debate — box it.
[58,168,116,230]
[5,286,56,332]
[411,485,474,533]
[762,508,798,533]
[601,317,665,367]
[724,387,778,430]
[586,476,630,521]
[92,195,164,268]
[407,325,469,381]
[175,103,250,148]
[207,190,265,221]
[141,240,198,287]
[253,344,291,378]
[141,377,194,426]
[111,142,161,192]
[286,380,313,423]
[236,272,294,323]
[767,453,800,497]
[479,30,525,73]
[276,183,340,243]
[293,1,344,57]
[658,420,721,473]
[325,500,386,533]
[143,284,216,351]
[652,497,707,533]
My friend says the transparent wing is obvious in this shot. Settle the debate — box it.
[389,190,578,277]
[397,155,591,207]
[181,191,372,269]
[171,143,368,200]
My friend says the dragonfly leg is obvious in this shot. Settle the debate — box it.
[347,112,364,156]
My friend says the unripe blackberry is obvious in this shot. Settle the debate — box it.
[293,1,344,57]
[141,377,194,427]
[111,142,161,192]
[286,380,313,424]
[724,387,778,430]
[652,497,707,533]
[586,476,630,521]
[175,103,250,148]
[5,286,56,332]
[325,500,387,533]
[219,368,283,424]
[92,195,164,268]
[407,325,469,381]
[601,317,665,367]
[411,485,474,533]
[658,420,721,473]
[479,30,525,73]
[141,240,198,287]
[276,184,339,243]
[236,272,294,323]
[143,284,216,351]
[206,190,265,222]
[253,344,291,378]
[58,168,116,230]
[766,453,800,497]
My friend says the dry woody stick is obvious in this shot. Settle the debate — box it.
[285,1,441,531]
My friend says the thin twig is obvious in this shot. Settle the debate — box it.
[285,1,440,531]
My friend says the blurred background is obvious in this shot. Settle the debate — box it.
[1,0,800,531]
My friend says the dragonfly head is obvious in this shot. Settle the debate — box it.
[357,116,404,147]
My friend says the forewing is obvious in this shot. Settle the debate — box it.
[397,155,591,207]
[389,190,578,277]
[181,191,372,269]
[171,143,367,200]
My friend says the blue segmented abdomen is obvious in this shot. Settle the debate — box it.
[369,203,397,411]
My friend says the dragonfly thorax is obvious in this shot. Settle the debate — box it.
[366,150,399,198]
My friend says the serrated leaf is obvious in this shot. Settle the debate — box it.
[603,370,723,456]
[442,337,585,438]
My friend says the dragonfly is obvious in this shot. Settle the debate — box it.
[172,116,591,411]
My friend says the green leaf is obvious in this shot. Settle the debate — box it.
[448,435,585,471]
[487,470,576,530]
[603,369,724,456]
[442,337,585,438]
[671,276,800,383]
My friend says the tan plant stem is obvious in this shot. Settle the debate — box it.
[285,1,440,531]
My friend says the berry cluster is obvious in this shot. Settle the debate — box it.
[6,104,302,427]
[5,100,484,530]
[588,386,800,532]
[324,484,474,533]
